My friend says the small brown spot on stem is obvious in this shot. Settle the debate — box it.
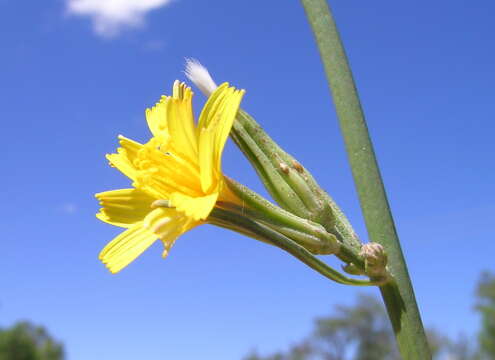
[292,160,304,173]
[279,162,290,174]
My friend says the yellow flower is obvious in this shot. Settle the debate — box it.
[96,81,245,273]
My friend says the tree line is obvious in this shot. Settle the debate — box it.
[0,272,493,359]
[244,272,495,360]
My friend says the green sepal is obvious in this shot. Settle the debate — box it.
[223,176,339,255]
[208,207,380,287]
[342,263,364,276]
[231,109,361,253]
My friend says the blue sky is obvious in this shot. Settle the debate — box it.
[1,0,494,358]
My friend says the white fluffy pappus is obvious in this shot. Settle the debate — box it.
[184,59,218,96]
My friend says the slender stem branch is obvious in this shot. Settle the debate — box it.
[210,208,381,287]
[224,177,371,272]
[299,0,431,358]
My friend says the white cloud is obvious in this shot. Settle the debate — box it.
[66,0,173,37]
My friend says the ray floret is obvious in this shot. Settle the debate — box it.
[96,81,245,273]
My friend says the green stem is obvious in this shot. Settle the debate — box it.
[224,176,339,254]
[224,176,366,269]
[299,0,431,358]
[210,207,379,287]
[219,201,331,254]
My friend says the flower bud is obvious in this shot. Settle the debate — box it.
[359,243,388,277]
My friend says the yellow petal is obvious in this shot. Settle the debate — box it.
[106,152,136,181]
[133,140,202,198]
[99,223,157,274]
[197,82,230,132]
[169,192,218,221]
[198,124,216,193]
[211,88,245,174]
[197,83,245,193]
[197,86,226,193]
[167,81,198,162]
[143,207,198,257]
[95,188,155,228]
[105,136,144,181]
[146,95,169,137]
[118,135,143,163]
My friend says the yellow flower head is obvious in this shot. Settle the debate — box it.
[96,81,245,273]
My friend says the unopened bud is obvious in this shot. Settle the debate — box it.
[359,243,388,277]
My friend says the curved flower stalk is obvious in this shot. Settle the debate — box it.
[96,81,244,273]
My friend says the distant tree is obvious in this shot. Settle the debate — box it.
[0,321,64,360]
[444,334,479,360]
[243,295,449,360]
[476,272,495,359]
[312,295,399,360]
[244,342,312,360]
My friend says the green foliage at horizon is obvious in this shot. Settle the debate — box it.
[2,272,494,360]
[476,272,495,358]
[243,291,486,360]
[0,321,64,360]
[244,295,402,360]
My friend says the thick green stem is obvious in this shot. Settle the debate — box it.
[299,0,431,358]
